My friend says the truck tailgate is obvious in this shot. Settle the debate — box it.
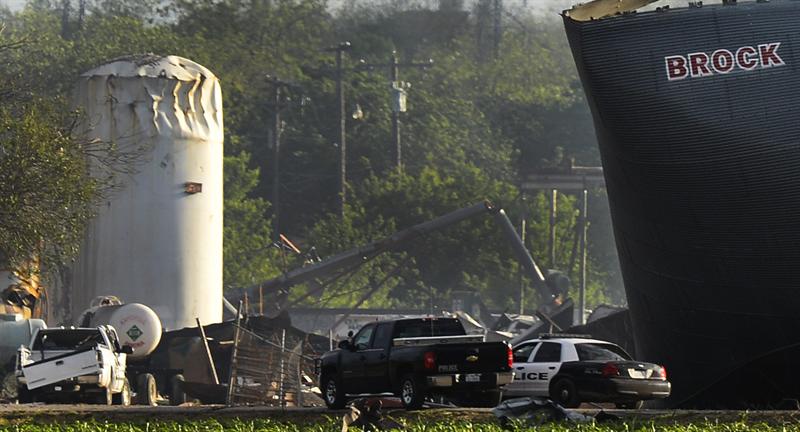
[432,342,509,374]
[22,348,101,390]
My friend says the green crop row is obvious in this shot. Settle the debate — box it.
[1,419,800,432]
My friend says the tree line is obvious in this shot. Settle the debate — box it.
[0,0,625,314]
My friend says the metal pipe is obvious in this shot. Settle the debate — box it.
[222,297,239,316]
[549,189,557,267]
[226,301,244,406]
[579,189,588,325]
[492,208,549,297]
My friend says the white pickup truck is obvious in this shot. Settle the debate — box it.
[16,326,132,404]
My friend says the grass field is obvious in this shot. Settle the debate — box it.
[3,416,800,432]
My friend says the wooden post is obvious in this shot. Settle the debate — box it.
[196,318,219,385]
[259,285,264,316]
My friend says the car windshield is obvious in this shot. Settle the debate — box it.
[575,343,631,361]
[32,330,105,351]
[393,319,466,338]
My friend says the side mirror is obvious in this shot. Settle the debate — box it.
[120,345,134,355]
[337,340,351,350]
[347,330,354,338]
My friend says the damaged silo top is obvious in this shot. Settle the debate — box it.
[77,54,223,142]
[82,53,218,81]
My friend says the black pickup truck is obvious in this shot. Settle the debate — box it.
[318,317,514,409]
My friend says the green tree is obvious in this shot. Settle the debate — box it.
[0,101,97,272]
[223,151,281,289]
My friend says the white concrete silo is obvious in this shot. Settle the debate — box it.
[71,55,223,330]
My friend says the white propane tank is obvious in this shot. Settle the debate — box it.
[0,314,46,366]
[82,303,162,359]
[70,55,223,330]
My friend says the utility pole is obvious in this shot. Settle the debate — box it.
[265,75,299,238]
[390,53,402,169]
[273,82,282,238]
[325,42,352,217]
[493,0,503,59]
[61,0,71,39]
[359,51,433,169]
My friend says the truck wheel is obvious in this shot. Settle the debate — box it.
[17,387,33,404]
[113,378,131,406]
[169,374,186,406]
[615,400,644,409]
[137,373,157,406]
[321,374,346,409]
[462,389,502,408]
[550,378,580,408]
[399,374,425,410]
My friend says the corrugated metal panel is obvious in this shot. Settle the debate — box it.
[564,1,800,407]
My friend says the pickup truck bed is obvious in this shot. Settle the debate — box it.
[319,317,513,409]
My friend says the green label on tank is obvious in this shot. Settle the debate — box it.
[127,325,143,341]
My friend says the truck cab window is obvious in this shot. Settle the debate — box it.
[371,323,392,349]
[353,326,374,351]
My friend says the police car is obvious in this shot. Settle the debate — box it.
[503,334,670,408]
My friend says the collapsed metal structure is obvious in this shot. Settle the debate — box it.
[253,201,568,319]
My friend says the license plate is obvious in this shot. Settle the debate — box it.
[628,369,646,379]
[465,373,481,382]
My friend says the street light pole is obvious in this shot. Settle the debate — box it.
[324,42,352,218]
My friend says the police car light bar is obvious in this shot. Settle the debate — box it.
[540,333,593,340]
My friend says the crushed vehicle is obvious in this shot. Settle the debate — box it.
[16,326,133,404]
[318,317,514,410]
[503,334,670,408]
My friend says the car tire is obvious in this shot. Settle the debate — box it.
[550,378,580,408]
[321,373,347,409]
[615,400,644,409]
[461,389,502,408]
[169,374,187,406]
[113,378,131,406]
[137,373,158,406]
[399,374,425,410]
